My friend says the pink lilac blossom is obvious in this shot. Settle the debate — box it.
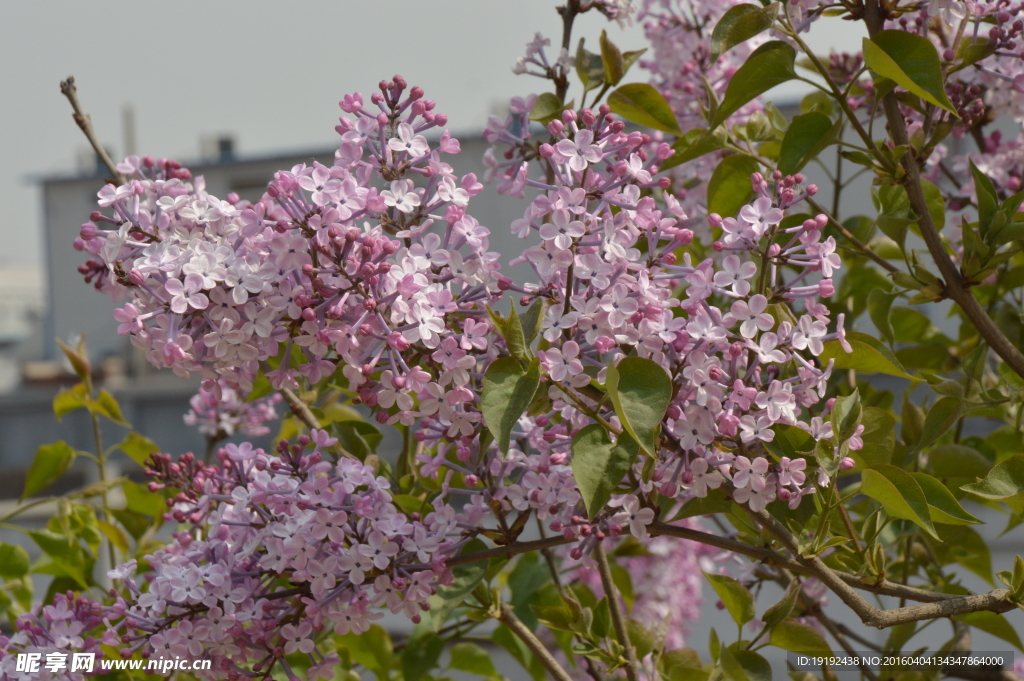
[183,378,282,439]
[54,73,852,679]
[568,520,720,650]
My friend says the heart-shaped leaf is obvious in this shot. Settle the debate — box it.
[571,425,640,517]
[482,357,540,453]
[606,357,673,456]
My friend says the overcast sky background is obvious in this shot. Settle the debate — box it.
[0,1,865,268]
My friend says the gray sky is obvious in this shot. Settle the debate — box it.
[0,1,865,268]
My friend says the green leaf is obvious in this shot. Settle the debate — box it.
[117,432,159,466]
[928,525,993,585]
[970,158,999,232]
[929,444,992,480]
[56,338,91,383]
[627,619,658,659]
[760,580,800,632]
[52,382,89,420]
[777,112,841,176]
[93,389,130,427]
[486,299,530,362]
[707,154,760,218]
[97,520,131,554]
[861,464,939,539]
[955,37,997,68]
[911,472,981,525]
[520,298,545,347]
[27,529,89,588]
[576,39,606,92]
[122,479,167,517]
[703,572,755,627]
[720,647,771,681]
[530,93,566,124]
[605,356,673,456]
[831,388,862,442]
[607,83,681,135]
[867,290,898,345]
[769,620,831,656]
[600,30,625,86]
[482,357,541,454]
[851,407,896,470]
[954,611,1023,652]
[449,643,498,677]
[661,128,727,172]
[819,331,911,378]
[21,441,77,501]
[710,3,778,62]
[0,543,30,579]
[961,453,1024,515]
[863,31,957,115]
[916,396,966,451]
[336,624,393,676]
[428,539,488,631]
[571,425,641,518]
[710,41,796,130]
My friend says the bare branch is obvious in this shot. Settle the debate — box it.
[59,76,126,186]
[746,507,1014,629]
[496,602,576,681]
[595,542,640,681]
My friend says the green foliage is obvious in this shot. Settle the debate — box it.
[710,3,778,63]
[662,128,728,171]
[768,620,831,656]
[777,111,841,175]
[427,539,488,631]
[605,356,673,456]
[21,441,77,501]
[703,572,755,627]
[482,357,541,453]
[819,331,911,378]
[607,83,681,135]
[962,453,1024,515]
[710,41,796,130]
[863,31,957,114]
[570,425,640,518]
[707,155,760,218]
[860,464,939,539]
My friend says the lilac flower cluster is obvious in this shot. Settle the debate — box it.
[0,593,116,681]
[183,378,282,440]
[90,433,466,679]
[54,67,858,676]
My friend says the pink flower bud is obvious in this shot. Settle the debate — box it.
[839,457,856,471]
[818,278,835,297]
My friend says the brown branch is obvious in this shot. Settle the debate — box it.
[59,76,126,186]
[496,602,575,681]
[594,542,640,681]
[861,0,1024,380]
[746,507,1014,629]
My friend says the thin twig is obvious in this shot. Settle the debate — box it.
[59,76,126,185]
[594,542,640,681]
[746,507,1014,629]
[496,603,576,681]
